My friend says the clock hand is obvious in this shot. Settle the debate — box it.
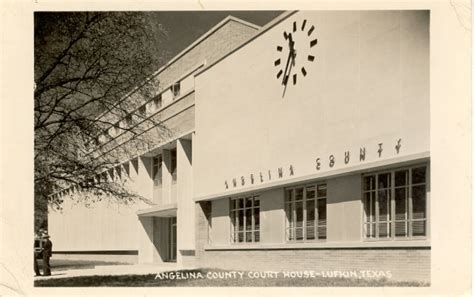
[291,49,296,67]
[287,51,295,77]
[288,33,296,66]
[282,50,295,98]
[281,50,292,85]
[281,33,295,85]
[288,33,295,52]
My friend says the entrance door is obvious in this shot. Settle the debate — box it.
[168,217,177,262]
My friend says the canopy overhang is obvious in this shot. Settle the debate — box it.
[136,203,177,217]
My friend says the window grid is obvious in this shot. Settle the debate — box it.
[285,183,327,242]
[230,196,260,244]
[363,166,428,240]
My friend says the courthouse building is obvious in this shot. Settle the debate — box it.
[49,10,430,282]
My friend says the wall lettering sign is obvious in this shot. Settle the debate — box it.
[224,139,402,190]
[225,165,295,190]
[315,139,402,171]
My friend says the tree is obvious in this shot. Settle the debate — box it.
[34,12,168,230]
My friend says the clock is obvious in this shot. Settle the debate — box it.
[274,19,318,96]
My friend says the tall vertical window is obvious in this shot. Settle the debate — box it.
[285,184,327,241]
[230,196,260,243]
[363,165,428,239]
[125,114,133,127]
[171,82,181,98]
[108,127,115,138]
[111,124,120,137]
[152,155,162,186]
[170,149,177,182]
[123,163,130,177]
[115,166,122,181]
[154,94,162,111]
[138,105,146,118]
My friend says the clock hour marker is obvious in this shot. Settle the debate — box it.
[310,39,318,47]
[293,74,297,85]
[277,46,283,52]
[277,69,283,79]
[284,31,288,39]
[274,59,281,66]
[308,25,315,36]
[308,55,315,62]
[301,67,307,76]
[293,21,297,32]
[301,19,307,31]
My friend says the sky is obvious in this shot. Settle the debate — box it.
[145,11,284,68]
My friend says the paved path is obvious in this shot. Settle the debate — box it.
[35,263,181,280]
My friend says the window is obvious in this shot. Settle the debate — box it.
[138,105,146,118]
[98,134,107,144]
[171,82,180,98]
[108,127,115,137]
[109,124,120,137]
[108,169,114,181]
[285,184,327,241]
[102,172,108,182]
[363,165,428,239]
[123,163,130,177]
[170,149,177,182]
[152,155,162,186]
[230,196,260,243]
[154,95,162,110]
[131,158,139,175]
[115,166,122,181]
[124,114,133,127]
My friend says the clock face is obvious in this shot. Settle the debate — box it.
[274,19,318,94]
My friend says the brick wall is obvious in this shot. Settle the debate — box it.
[194,202,430,283]
[153,20,258,88]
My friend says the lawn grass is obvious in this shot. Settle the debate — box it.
[34,269,429,287]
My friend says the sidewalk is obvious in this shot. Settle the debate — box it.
[35,262,179,280]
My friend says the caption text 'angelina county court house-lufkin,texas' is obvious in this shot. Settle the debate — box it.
[48,10,430,282]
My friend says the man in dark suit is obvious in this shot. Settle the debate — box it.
[34,233,41,276]
[41,234,53,276]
